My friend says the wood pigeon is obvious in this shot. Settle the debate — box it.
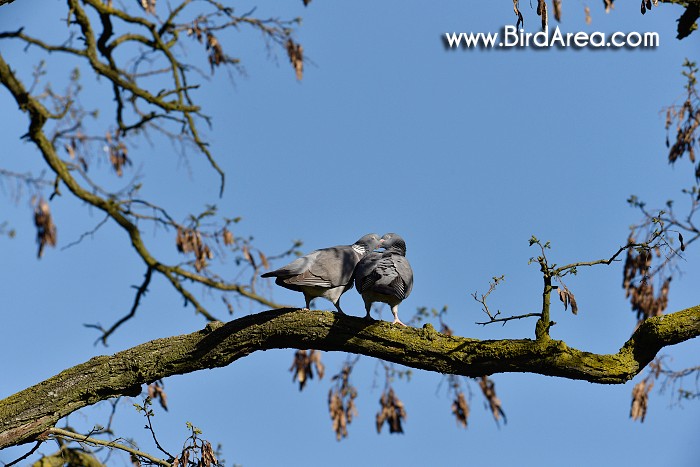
[261,233,382,313]
[354,233,413,326]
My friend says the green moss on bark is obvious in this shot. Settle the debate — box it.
[1,305,699,449]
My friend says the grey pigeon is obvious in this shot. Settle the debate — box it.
[354,233,413,326]
[261,233,382,313]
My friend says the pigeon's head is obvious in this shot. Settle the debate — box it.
[354,233,382,254]
[380,233,407,256]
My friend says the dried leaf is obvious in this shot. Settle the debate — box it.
[285,39,304,80]
[584,6,592,24]
[34,197,57,258]
[622,242,672,322]
[451,392,469,428]
[130,453,141,467]
[604,0,615,14]
[376,388,407,434]
[201,441,217,467]
[222,228,234,246]
[290,350,324,390]
[553,0,562,22]
[206,33,226,71]
[310,349,325,379]
[328,364,357,440]
[537,0,548,30]
[108,136,131,177]
[242,245,252,264]
[630,379,653,422]
[140,0,156,15]
[259,251,270,270]
[558,286,578,315]
[176,228,213,271]
[65,140,76,159]
[478,376,506,425]
[513,0,524,29]
[569,291,578,315]
[679,232,685,251]
[147,380,168,411]
[222,295,234,315]
[558,287,569,311]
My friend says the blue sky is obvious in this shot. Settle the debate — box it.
[1,1,699,466]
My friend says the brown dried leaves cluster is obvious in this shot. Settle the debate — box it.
[286,39,304,81]
[328,364,358,441]
[557,285,579,315]
[478,376,506,425]
[376,388,406,434]
[449,375,506,428]
[172,441,217,467]
[176,227,213,272]
[665,60,700,180]
[188,19,239,73]
[290,349,324,391]
[147,380,168,411]
[106,131,131,177]
[34,197,57,258]
[171,423,218,467]
[622,240,670,323]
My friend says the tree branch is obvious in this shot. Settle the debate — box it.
[1,305,698,449]
[45,427,171,467]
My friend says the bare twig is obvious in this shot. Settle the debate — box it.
[4,440,43,467]
[141,399,176,460]
[86,267,154,346]
[61,215,110,251]
[45,427,171,466]
[476,312,542,326]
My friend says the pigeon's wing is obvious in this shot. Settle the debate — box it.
[260,250,332,287]
[361,254,412,300]
[307,246,360,287]
[261,253,314,278]
[391,255,413,299]
[354,252,382,293]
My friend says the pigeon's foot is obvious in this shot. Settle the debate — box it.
[392,318,408,327]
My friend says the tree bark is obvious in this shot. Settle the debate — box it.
[1,305,699,449]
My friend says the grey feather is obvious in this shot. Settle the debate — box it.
[261,233,381,313]
[354,233,413,326]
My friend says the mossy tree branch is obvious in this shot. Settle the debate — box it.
[1,305,698,450]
